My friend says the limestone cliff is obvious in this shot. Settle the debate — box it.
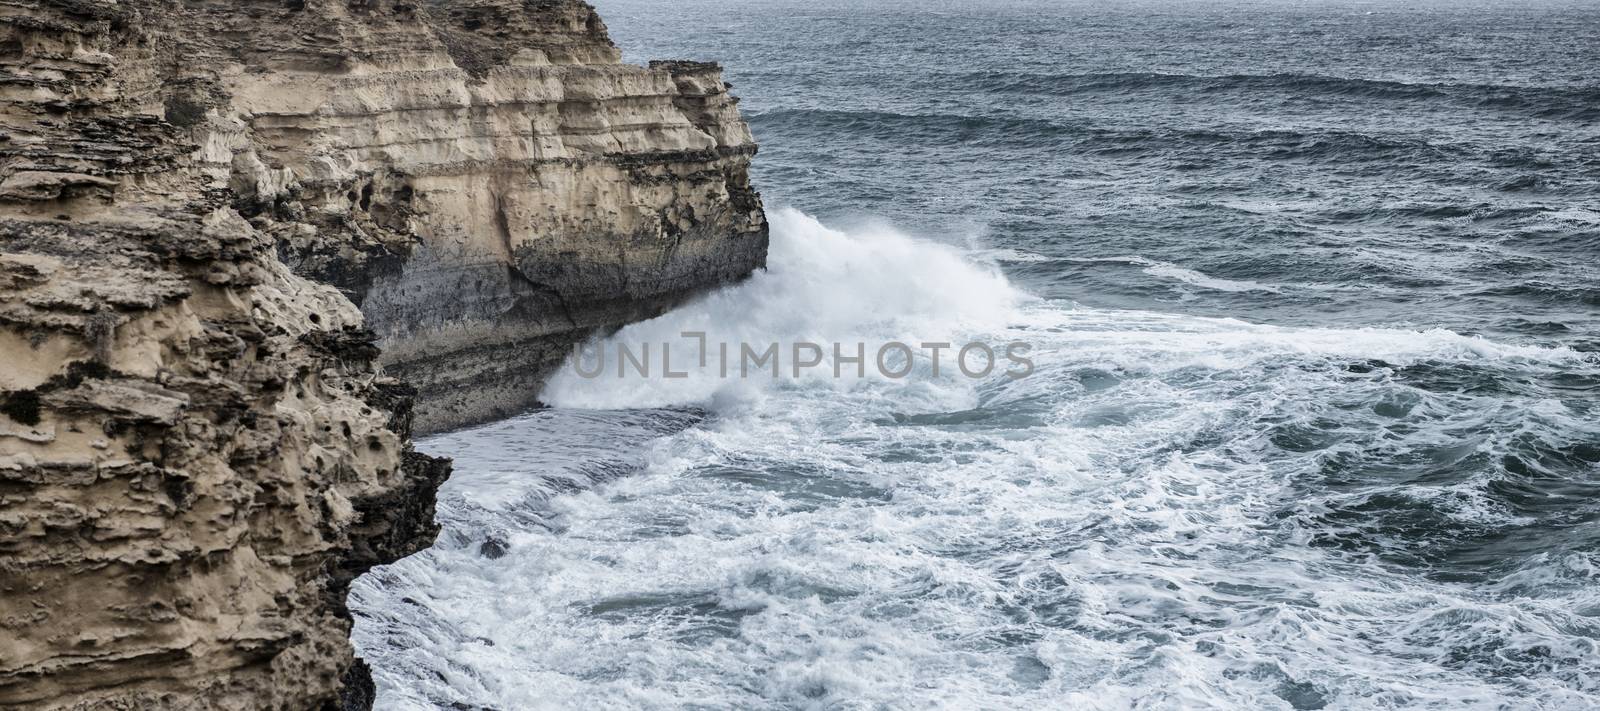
[0,0,766,708]
[227,0,770,433]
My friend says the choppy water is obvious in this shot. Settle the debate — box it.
[351,1,1600,708]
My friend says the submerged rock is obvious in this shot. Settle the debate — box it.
[479,536,510,560]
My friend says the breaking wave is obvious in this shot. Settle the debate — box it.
[352,211,1600,710]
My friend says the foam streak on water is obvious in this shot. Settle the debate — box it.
[351,211,1600,710]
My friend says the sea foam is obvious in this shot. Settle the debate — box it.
[353,211,1599,710]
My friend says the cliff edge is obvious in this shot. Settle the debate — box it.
[0,0,766,708]
[243,0,770,434]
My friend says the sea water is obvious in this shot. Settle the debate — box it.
[352,1,1600,708]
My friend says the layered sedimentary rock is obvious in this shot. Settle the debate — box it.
[0,0,765,708]
[228,0,769,433]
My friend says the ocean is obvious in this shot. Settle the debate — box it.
[350,1,1600,708]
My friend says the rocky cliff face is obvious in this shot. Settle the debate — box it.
[0,0,765,708]
[227,0,769,433]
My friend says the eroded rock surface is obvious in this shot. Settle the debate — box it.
[222,0,770,433]
[0,0,765,708]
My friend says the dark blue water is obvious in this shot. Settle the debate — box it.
[352,2,1600,708]
[606,0,1600,347]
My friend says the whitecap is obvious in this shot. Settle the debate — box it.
[353,210,1600,710]
[1061,255,1285,293]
